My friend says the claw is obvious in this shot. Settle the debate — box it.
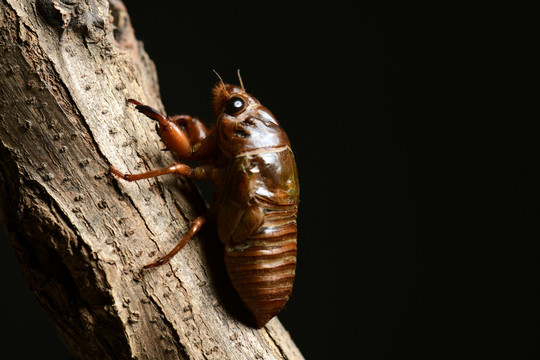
[127,98,142,106]
[127,98,168,126]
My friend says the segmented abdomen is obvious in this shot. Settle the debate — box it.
[224,203,297,328]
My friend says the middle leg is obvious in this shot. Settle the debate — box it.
[110,162,218,183]
[110,163,193,182]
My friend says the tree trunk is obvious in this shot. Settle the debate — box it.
[0,1,304,359]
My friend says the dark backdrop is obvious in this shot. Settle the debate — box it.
[2,2,539,359]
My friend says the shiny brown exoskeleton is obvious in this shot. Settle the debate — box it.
[110,73,299,328]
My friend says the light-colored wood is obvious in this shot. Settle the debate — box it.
[0,1,304,359]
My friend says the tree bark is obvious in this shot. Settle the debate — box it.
[0,1,304,359]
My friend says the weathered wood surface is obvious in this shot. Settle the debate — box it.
[0,0,304,359]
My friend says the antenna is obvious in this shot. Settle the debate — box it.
[212,69,229,96]
[237,69,245,91]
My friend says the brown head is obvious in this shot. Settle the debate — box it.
[211,72,291,158]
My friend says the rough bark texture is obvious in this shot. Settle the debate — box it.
[0,1,304,359]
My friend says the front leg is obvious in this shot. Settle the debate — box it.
[169,114,219,161]
[127,99,192,160]
[169,114,209,146]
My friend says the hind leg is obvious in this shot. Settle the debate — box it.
[143,216,206,269]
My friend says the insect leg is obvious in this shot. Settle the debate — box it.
[127,99,192,159]
[169,115,209,145]
[110,163,216,269]
[110,163,217,182]
[143,216,206,269]
[110,163,193,181]
[127,99,169,125]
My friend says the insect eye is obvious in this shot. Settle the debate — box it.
[224,96,246,115]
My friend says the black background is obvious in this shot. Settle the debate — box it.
[2,2,540,359]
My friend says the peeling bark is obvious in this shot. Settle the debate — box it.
[0,1,304,359]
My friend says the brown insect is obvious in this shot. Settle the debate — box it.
[110,71,299,328]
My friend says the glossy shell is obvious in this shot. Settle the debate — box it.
[217,147,299,327]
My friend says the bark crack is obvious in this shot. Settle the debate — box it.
[267,329,290,360]
[141,283,190,360]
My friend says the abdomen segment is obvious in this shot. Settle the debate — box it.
[224,205,297,328]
